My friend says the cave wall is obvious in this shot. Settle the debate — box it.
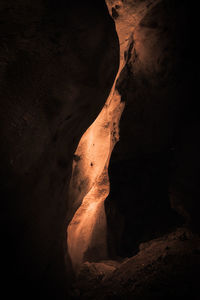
[0,1,119,298]
[105,0,200,258]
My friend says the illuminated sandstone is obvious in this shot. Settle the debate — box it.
[67,86,124,271]
[66,0,143,272]
[67,0,162,272]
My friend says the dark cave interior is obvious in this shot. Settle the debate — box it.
[0,0,200,299]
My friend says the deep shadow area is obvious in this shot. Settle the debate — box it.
[105,153,184,258]
[0,0,119,298]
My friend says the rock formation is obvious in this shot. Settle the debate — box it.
[1,0,200,299]
[0,1,119,298]
[105,0,200,258]
[69,1,200,298]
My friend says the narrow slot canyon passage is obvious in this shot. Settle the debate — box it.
[66,0,132,272]
[67,0,163,274]
[1,1,200,299]
[67,1,200,298]
[67,73,124,272]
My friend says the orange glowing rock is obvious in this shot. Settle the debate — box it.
[67,87,124,271]
[67,0,140,272]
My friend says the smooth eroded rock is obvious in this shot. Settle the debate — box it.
[0,1,119,298]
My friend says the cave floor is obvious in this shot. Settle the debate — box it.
[69,227,200,299]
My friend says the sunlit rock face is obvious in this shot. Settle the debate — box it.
[67,72,124,272]
[0,0,119,298]
[105,0,200,258]
[67,0,134,273]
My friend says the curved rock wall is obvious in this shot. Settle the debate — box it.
[0,1,119,298]
[105,0,200,257]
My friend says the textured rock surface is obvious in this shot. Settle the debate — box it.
[0,1,119,298]
[74,228,200,299]
[105,0,200,258]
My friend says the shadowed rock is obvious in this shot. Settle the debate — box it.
[0,1,119,298]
